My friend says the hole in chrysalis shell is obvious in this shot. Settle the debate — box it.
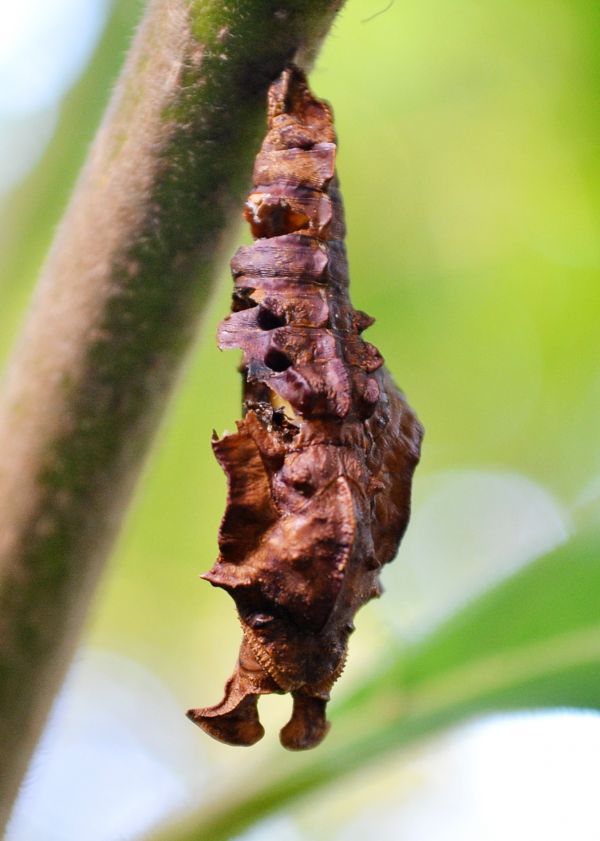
[270,391,301,435]
[232,288,258,312]
[257,307,286,330]
[264,348,292,372]
[270,392,297,414]
[293,481,315,498]
[269,407,300,444]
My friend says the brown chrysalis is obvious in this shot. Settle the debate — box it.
[187,66,423,750]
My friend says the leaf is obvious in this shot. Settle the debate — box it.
[151,528,600,841]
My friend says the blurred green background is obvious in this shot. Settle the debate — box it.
[1,0,599,839]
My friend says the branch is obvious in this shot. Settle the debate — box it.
[0,0,344,828]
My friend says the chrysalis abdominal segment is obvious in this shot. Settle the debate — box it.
[187,66,423,750]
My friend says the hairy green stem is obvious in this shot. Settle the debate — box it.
[0,0,344,827]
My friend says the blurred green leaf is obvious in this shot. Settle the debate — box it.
[155,528,600,841]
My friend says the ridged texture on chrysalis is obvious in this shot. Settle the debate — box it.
[187,66,423,750]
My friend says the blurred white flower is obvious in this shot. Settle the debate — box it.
[331,712,600,841]
[235,816,306,841]
[382,469,570,637]
[0,0,108,193]
[0,0,108,116]
[6,649,207,841]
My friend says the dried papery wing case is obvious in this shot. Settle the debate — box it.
[187,65,423,750]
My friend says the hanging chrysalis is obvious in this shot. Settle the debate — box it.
[187,66,423,750]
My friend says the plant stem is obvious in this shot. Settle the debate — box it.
[0,0,344,828]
